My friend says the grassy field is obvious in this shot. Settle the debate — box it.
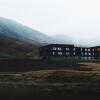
[0,62,100,99]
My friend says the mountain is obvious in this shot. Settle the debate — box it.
[0,35,40,59]
[0,17,58,59]
[0,17,56,45]
[0,17,76,59]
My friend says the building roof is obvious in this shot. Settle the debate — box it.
[41,44,74,47]
[40,44,100,48]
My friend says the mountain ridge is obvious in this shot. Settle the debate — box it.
[0,17,57,45]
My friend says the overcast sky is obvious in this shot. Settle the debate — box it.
[0,0,100,46]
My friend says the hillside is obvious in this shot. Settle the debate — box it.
[0,17,57,45]
[0,35,40,59]
[0,17,58,59]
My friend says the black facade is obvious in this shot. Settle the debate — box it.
[80,47,94,60]
[93,46,100,59]
[40,44,74,59]
[40,44,100,60]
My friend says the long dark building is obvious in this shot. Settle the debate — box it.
[40,44,100,60]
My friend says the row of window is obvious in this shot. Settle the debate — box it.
[53,47,62,50]
[52,47,95,52]
[52,52,71,55]
[52,52,95,56]
[52,47,70,51]
[81,52,94,56]
[52,47,76,51]
[81,48,94,52]
[81,57,94,60]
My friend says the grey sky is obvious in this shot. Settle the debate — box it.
[0,0,100,45]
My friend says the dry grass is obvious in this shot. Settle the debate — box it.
[0,62,100,99]
[79,62,100,71]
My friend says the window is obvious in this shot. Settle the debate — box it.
[81,52,83,55]
[52,52,55,55]
[81,48,83,51]
[93,49,94,52]
[81,57,83,60]
[66,52,70,55]
[93,53,94,55]
[88,49,90,51]
[73,52,75,55]
[92,57,94,60]
[52,47,57,50]
[58,47,62,50]
[73,48,75,51]
[84,57,88,60]
[66,48,69,51]
[85,49,87,51]
[58,52,62,55]
[88,53,91,55]
[88,57,91,60]
[85,53,87,55]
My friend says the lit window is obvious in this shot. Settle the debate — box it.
[93,49,94,52]
[93,53,94,55]
[81,48,83,51]
[53,47,57,50]
[52,52,55,55]
[58,52,62,55]
[88,53,91,55]
[73,52,75,55]
[66,52,70,55]
[66,48,69,50]
[81,52,83,55]
[58,48,62,50]
[88,49,90,51]
[85,49,87,51]
[85,53,87,55]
